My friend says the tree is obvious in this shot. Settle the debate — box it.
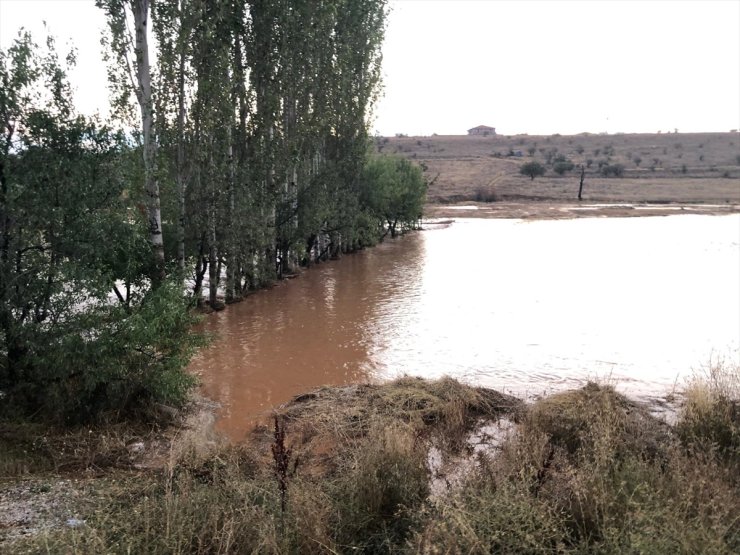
[0,32,199,421]
[95,0,390,299]
[361,155,427,238]
[553,159,575,175]
[97,0,165,284]
[520,161,546,180]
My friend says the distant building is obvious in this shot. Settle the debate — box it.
[467,125,496,136]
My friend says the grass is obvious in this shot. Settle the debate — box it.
[2,369,739,554]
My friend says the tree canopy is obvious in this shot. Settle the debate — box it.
[520,160,546,180]
[1,1,429,423]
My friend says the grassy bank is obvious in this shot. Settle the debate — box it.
[2,368,739,553]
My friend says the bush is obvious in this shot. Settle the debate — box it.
[553,159,575,175]
[677,359,740,461]
[600,163,625,177]
[520,161,546,180]
[2,282,202,423]
[474,185,497,202]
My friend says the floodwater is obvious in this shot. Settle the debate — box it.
[190,214,740,440]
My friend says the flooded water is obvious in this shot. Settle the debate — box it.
[190,214,740,440]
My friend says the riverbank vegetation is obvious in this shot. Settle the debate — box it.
[0,0,432,423]
[2,365,738,553]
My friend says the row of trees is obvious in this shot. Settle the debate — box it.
[1,0,426,421]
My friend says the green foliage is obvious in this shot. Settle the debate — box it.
[520,160,546,180]
[553,158,575,175]
[0,32,200,423]
[600,163,625,177]
[361,155,427,238]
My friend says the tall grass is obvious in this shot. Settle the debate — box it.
[6,371,739,554]
[677,357,740,463]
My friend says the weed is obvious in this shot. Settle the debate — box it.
[677,357,740,462]
[5,376,739,554]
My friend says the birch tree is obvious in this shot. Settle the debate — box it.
[98,0,165,284]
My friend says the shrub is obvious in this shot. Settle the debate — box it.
[600,163,625,177]
[7,282,203,422]
[520,161,546,180]
[553,159,575,175]
[474,185,497,202]
[677,359,739,464]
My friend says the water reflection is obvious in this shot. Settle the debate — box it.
[190,215,740,440]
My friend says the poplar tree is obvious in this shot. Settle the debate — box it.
[97,0,166,284]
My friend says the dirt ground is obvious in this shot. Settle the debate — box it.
[425,201,740,220]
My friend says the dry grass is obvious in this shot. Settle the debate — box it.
[377,132,740,205]
[3,373,739,554]
[677,357,740,464]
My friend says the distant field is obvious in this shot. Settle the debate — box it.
[375,132,740,205]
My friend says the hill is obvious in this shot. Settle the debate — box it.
[375,133,740,211]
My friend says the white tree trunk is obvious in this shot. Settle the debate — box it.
[133,0,165,282]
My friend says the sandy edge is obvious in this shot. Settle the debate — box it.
[425,201,740,221]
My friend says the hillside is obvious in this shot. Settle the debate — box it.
[375,132,740,208]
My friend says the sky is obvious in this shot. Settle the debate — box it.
[1,0,739,136]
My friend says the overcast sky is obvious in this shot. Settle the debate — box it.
[2,0,739,136]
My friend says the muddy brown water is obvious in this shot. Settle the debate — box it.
[190,215,740,441]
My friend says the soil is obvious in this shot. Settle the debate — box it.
[0,396,221,547]
[425,201,740,221]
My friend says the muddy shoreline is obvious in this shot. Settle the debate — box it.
[425,200,740,221]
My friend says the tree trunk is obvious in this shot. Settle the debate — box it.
[176,38,186,273]
[208,171,219,309]
[133,0,166,284]
[225,138,237,303]
[578,165,585,201]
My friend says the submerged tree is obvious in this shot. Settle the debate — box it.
[2,0,414,421]
[97,0,393,299]
[361,155,427,238]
